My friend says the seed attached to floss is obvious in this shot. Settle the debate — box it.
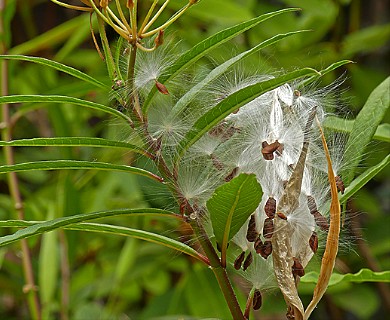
[292,257,305,278]
[246,214,258,242]
[155,80,169,95]
[309,231,319,253]
[258,240,272,259]
[234,251,246,270]
[252,289,263,310]
[264,196,276,219]
[307,195,318,214]
[210,154,224,171]
[262,218,274,239]
[224,167,238,182]
[335,175,345,194]
[276,211,288,220]
[261,140,283,160]
[243,252,253,271]
[254,237,263,253]
[312,210,329,231]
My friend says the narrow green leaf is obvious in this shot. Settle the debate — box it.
[175,68,318,160]
[342,76,390,184]
[324,116,390,143]
[301,269,390,287]
[207,173,262,258]
[0,160,163,182]
[0,95,132,123]
[0,208,179,246]
[142,8,300,112]
[0,137,152,158]
[171,30,308,118]
[340,154,390,204]
[0,55,107,89]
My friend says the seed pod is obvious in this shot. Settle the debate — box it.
[309,231,319,253]
[155,80,169,95]
[234,251,246,270]
[264,196,276,219]
[254,237,263,253]
[307,195,318,214]
[243,252,253,271]
[335,175,345,194]
[277,212,288,220]
[261,141,282,160]
[252,289,262,310]
[262,218,274,239]
[246,214,258,242]
[292,257,305,278]
[312,211,329,231]
[258,240,272,259]
[225,167,238,182]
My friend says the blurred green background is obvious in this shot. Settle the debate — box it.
[1,0,389,319]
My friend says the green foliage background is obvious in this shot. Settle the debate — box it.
[0,0,389,319]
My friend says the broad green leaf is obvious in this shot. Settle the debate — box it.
[0,95,132,123]
[324,116,390,143]
[0,137,152,158]
[301,269,390,287]
[340,154,390,204]
[142,8,300,112]
[343,76,390,184]
[171,30,308,118]
[207,173,262,263]
[0,55,107,89]
[0,160,163,182]
[175,67,318,160]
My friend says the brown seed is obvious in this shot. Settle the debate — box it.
[252,289,262,310]
[309,231,318,253]
[335,175,345,194]
[258,240,272,259]
[154,30,164,48]
[307,195,318,214]
[312,211,329,231]
[155,80,169,95]
[264,197,276,219]
[294,90,301,97]
[246,214,258,242]
[261,141,282,160]
[234,251,246,270]
[262,218,274,239]
[292,257,305,278]
[210,154,224,171]
[254,237,263,253]
[277,212,288,220]
[225,167,238,182]
[243,252,253,271]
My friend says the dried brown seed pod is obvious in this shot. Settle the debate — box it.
[252,289,262,310]
[258,240,272,259]
[264,196,276,219]
[335,175,345,194]
[224,167,238,182]
[246,214,258,242]
[262,218,274,239]
[307,195,318,214]
[234,251,246,270]
[312,211,329,231]
[243,252,253,271]
[292,257,305,278]
[309,231,319,253]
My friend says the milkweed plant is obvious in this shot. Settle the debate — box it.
[0,1,389,320]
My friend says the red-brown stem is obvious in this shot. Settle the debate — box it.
[0,2,41,318]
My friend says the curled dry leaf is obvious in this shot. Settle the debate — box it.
[304,119,341,320]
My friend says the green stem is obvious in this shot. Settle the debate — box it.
[189,219,245,320]
[0,2,41,319]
